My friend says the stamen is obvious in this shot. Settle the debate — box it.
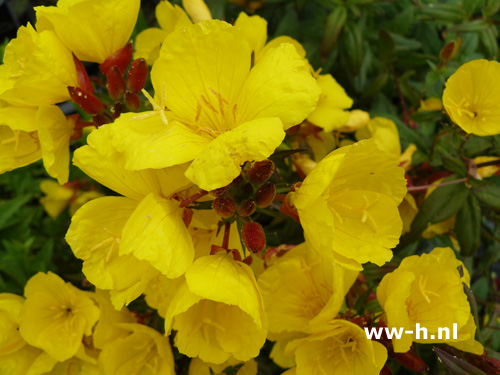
[201,94,218,114]
[195,100,202,122]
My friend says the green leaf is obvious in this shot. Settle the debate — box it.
[480,24,499,59]
[447,20,489,33]
[442,154,467,176]
[455,193,481,256]
[483,0,500,17]
[470,178,500,209]
[420,4,466,23]
[377,29,395,61]
[342,21,364,75]
[434,348,488,375]
[403,177,469,244]
[0,195,32,230]
[321,6,347,56]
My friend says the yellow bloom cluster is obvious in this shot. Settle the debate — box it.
[0,0,490,374]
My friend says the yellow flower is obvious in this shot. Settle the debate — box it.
[39,180,74,219]
[399,193,418,234]
[338,109,370,133]
[306,74,353,132]
[134,1,191,65]
[475,156,499,178]
[258,243,358,334]
[0,126,41,175]
[294,139,407,270]
[35,0,140,63]
[443,59,500,136]
[19,272,100,362]
[113,20,320,190]
[0,24,78,106]
[0,294,58,375]
[183,0,212,23]
[67,124,194,308]
[288,320,387,375]
[98,323,175,375]
[418,97,442,112]
[165,253,268,363]
[189,357,258,375]
[377,247,483,354]
[356,117,401,157]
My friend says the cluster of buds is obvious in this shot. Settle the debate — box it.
[210,160,277,254]
[67,42,148,126]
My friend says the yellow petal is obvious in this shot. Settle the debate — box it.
[0,25,78,106]
[39,180,74,219]
[307,74,352,132]
[133,28,168,65]
[157,0,192,33]
[185,117,285,190]
[37,105,73,184]
[356,117,401,156]
[183,0,212,23]
[120,193,195,278]
[19,272,100,362]
[443,59,500,136]
[234,12,267,54]
[256,36,306,63]
[111,113,210,171]
[238,43,320,130]
[152,20,251,131]
[0,106,38,132]
[0,126,41,174]
[74,123,192,200]
[35,0,140,63]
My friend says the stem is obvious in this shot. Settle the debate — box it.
[179,190,208,208]
[222,221,231,250]
[407,177,467,192]
[392,70,418,129]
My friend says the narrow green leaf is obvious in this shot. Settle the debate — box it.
[455,193,481,256]
[470,179,500,209]
[0,195,31,230]
[404,178,469,244]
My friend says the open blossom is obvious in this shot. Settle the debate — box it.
[164,253,268,364]
[258,243,358,335]
[19,272,100,362]
[66,125,194,308]
[287,319,388,375]
[35,0,140,63]
[377,247,483,354]
[112,20,320,191]
[443,59,500,136]
[294,139,407,270]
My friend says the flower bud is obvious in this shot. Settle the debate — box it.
[212,196,237,218]
[111,101,126,120]
[210,186,229,198]
[73,54,94,94]
[106,66,125,100]
[124,91,141,112]
[126,58,148,93]
[247,160,274,184]
[100,41,133,76]
[238,199,256,217]
[68,87,105,114]
[241,222,266,253]
[92,113,109,126]
[255,182,276,208]
[231,174,245,187]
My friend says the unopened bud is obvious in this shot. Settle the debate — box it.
[126,58,148,93]
[238,199,256,217]
[106,66,125,100]
[73,54,93,93]
[100,41,133,76]
[231,174,244,187]
[247,160,275,184]
[212,196,237,218]
[255,182,276,208]
[241,222,266,253]
[124,91,141,112]
[210,186,229,197]
[68,86,105,114]
[92,113,109,126]
[111,102,126,120]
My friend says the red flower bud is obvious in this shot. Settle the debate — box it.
[68,86,105,114]
[111,101,126,120]
[73,54,93,93]
[238,199,256,217]
[247,160,275,184]
[212,196,237,218]
[255,182,276,208]
[126,58,148,93]
[92,114,109,126]
[124,91,141,112]
[210,186,229,197]
[100,41,133,76]
[241,222,266,253]
[106,66,125,100]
